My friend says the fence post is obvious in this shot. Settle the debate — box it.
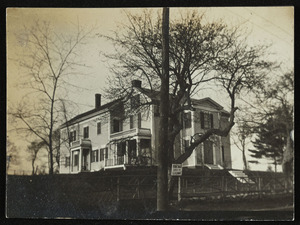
[221,176,225,201]
[137,177,140,199]
[178,176,181,202]
[117,177,120,202]
[284,178,288,193]
[273,174,276,193]
[258,177,261,199]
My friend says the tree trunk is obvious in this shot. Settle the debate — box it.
[157,7,169,211]
[32,160,35,176]
[49,141,54,174]
[242,145,248,171]
[282,130,293,176]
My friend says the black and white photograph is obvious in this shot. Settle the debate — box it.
[6,7,294,220]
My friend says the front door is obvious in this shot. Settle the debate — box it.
[82,149,89,171]
[204,140,214,164]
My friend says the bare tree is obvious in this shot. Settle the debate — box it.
[27,140,46,175]
[9,20,94,174]
[232,119,252,171]
[101,9,275,202]
[6,137,19,172]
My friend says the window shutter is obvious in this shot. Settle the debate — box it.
[97,122,101,134]
[138,113,142,128]
[184,112,191,128]
[210,114,214,128]
[96,150,99,162]
[187,112,191,128]
[130,116,134,129]
[200,112,204,129]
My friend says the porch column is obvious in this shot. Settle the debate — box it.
[125,141,128,164]
[113,144,115,166]
[79,149,82,172]
[136,138,140,157]
[213,144,216,165]
[201,143,204,167]
[71,151,73,172]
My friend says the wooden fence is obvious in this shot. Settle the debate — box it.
[178,174,293,201]
[7,173,293,206]
[62,174,293,203]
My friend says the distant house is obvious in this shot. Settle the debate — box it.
[59,80,232,174]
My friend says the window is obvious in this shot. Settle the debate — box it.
[128,140,137,158]
[131,95,140,110]
[100,148,108,161]
[100,148,104,161]
[184,139,190,148]
[200,112,214,129]
[83,126,89,138]
[204,140,213,164]
[112,119,122,133]
[65,157,70,167]
[91,150,99,163]
[97,122,101,135]
[184,112,191,129]
[130,115,134,129]
[117,142,126,156]
[69,130,76,142]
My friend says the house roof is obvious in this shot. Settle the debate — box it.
[191,97,224,110]
[61,87,230,129]
[60,99,121,129]
[135,86,227,111]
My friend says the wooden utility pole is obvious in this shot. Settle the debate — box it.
[157,7,170,211]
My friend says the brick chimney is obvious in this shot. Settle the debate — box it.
[131,80,142,88]
[95,94,101,109]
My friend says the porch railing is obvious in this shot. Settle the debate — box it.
[105,156,125,167]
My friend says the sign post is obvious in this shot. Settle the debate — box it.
[171,164,182,202]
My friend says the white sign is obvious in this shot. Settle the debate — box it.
[171,164,182,176]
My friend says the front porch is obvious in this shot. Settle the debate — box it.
[104,137,152,170]
[70,139,92,173]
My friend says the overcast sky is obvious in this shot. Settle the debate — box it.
[6,7,294,173]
